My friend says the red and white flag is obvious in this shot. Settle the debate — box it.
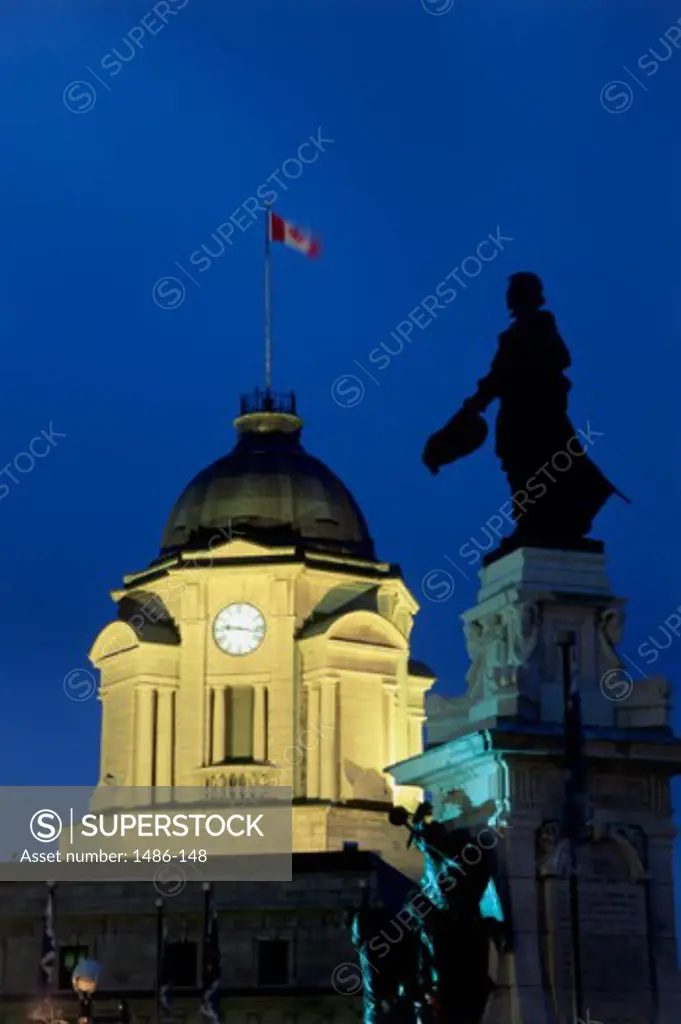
[269,212,321,258]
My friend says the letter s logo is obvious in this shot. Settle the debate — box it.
[30,810,63,843]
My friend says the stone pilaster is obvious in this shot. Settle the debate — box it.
[319,679,338,800]
[134,685,154,787]
[155,687,174,786]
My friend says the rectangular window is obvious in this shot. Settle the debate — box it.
[263,686,269,761]
[58,945,88,991]
[166,941,198,987]
[257,938,289,986]
[226,687,254,760]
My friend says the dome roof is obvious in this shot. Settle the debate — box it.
[160,392,375,561]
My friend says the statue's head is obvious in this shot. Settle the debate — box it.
[506,272,545,316]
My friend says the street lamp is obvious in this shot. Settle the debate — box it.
[71,960,100,1024]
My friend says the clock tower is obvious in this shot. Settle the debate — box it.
[89,391,434,860]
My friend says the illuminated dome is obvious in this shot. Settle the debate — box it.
[160,391,375,560]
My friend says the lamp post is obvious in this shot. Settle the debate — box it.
[71,960,100,1024]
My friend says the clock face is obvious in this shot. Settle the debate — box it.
[213,603,266,655]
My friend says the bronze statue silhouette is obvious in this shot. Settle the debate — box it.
[422,273,629,555]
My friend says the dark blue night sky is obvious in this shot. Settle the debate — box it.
[1,0,680,928]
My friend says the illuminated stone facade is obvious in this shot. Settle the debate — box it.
[90,536,431,860]
[0,399,432,1023]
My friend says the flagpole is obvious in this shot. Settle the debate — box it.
[264,204,273,395]
[155,898,164,1024]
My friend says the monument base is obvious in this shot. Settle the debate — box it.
[482,534,604,568]
[389,545,681,1023]
[426,545,673,742]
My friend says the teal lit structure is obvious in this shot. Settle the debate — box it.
[350,803,509,1023]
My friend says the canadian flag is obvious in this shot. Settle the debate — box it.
[269,212,320,258]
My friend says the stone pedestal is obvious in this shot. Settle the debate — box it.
[388,546,681,1024]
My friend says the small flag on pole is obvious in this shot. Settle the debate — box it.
[269,212,320,258]
[200,886,221,1024]
[38,883,57,996]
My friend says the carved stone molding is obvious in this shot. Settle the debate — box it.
[201,766,279,788]
[464,619,485,694]
[590,773,650,811]
[514,767,665,822]
[512,764,564,812]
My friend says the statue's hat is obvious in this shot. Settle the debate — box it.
[423,404,488,473]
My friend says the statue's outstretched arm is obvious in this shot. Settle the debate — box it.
[466,376,495,413]
[465,341,505,412]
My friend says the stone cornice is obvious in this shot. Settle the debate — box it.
[122,548,402,590]
[389,723,681,790]
[388,730,494,786]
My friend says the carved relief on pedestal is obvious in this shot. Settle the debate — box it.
[464,619,485,695]
[535,818,648,882]
[537,825,653,1017]
[463,601,541,699]
[535,819,564,875]
[509,601,541,666]
[597,605,627,674]
[486,614,511,693]
[615,824,647,865]
[591,823,648,880]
